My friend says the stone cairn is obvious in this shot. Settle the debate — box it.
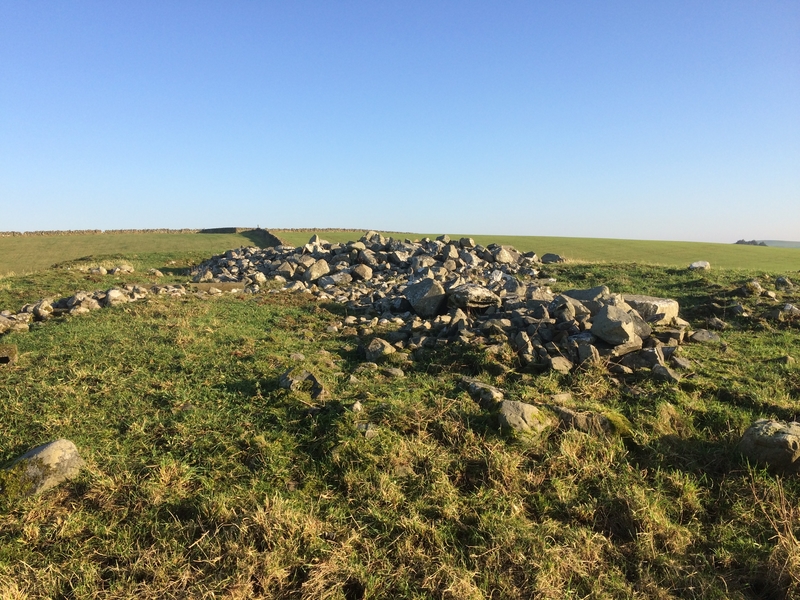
[191,231,694,381]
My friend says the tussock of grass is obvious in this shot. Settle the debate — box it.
[0,253,799,598]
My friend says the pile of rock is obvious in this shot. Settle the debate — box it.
[191,232,698,381]
[0,284,189,335]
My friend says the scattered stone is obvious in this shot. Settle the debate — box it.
[2,439,85,498]
[356,422,379,439]
[766,304,800,321]
[279,368,329,400]
[689,329,721,344]
[738,420,800,474]
[289,352,305,361]
[448,284,501,310]
[381,367,405,378]
[689,261,710,271]
[351,401,363,413]
[740,280,763,297]
[776,276,794,290]
[670,356,693,370]
[497,400,554,435]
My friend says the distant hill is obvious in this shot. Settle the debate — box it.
[760,240,800,249]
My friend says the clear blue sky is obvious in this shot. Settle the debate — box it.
[1,1,798,242]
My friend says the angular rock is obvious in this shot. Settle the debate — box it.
[365,337,396,362]
[592,305,636,345]
[303,259,331,283]
[405,279,447,318]
[738,420,800,474]
[351,264,373,281]
[497,400,554,435]
[622,294,680,325]
[651,364,681,383]
[549,356,573,374]
[3,439,85,497]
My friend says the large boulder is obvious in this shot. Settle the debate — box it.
[592,305,637,346]
[405,279,447,317]
[739,420,800,473]
[302,259,331,282]
[2,439,85,498]
[622,294,680,325]
[448,284,501,310]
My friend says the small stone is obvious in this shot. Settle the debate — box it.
[652,364,681,383]
[688,329,721,344]
[357,422,379,439]
[670,356,693,370]
[147,269,164,277]
[289,352,305,361]
[707,316,728,331]
[351,401,363,413]
[553,406,613,436]
[688,261,711,271]
[279,368,329,400]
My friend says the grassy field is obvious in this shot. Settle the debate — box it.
[0,232,267,276]
[2,230,798,278]
[0,235,799,598]
[274,231,800,273]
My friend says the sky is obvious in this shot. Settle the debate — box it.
[1,1,798,242]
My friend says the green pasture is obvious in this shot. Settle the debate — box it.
[0,232,265,276]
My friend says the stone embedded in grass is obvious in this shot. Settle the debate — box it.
[766,304,800,321]
[707,317,728,330]
[497,400,555,435]
[541,253,566,264]
[460,376,504,409]
[0,344,18,365]
[651,364,681,383]
[279,368,329,400]
[738,419,800,474]
[1,439,85,499]
[552,406,613,436]
[688,329,721,344]
[548,356,573,374]
[775,276,794,290]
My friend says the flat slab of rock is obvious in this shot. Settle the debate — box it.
[553,407,613,436]
[689,329,721,344]
[622,294,680,325]
[497,400,554,435]
[739,420,800,473]
[448,284,501,310]
[3,439,85,497]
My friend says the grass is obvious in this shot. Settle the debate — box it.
[0,231,268,276]
[0,238,799,598]
[274,230,800,273]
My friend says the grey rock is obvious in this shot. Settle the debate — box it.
[738,420,800,473]
[689,329,721,344]
[3,439,85,497]
[303,259,331,282]
[776,276,794,290]
[549,356,573,374]
[365,338,396,362]
[448,284,501,310]
[707,316,728,330]
[381,367,405,378]
[652,364,681,383]
[622,294,680,325]
[592,305,637,345]
[460,376,504,409]
[498,401,554,435]
[671,356,692,370]
[541,253,566,264]
[405,279,447,317]
[351,264,373,281]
